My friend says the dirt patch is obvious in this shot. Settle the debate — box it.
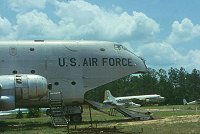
[118,115,200,126]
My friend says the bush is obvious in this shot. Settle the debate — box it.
[27,108,41,118]
[16,109,23,118]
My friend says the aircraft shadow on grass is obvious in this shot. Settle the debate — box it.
[0,118,143,134]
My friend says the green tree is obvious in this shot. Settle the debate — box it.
[177,67,188,101]
[138,68,158,94]
[168,67,180,104]
[185,69,200,101]
[85,67,200,105]
[27,108,41,118]
[16,109,23,119]
[157,69,172,104]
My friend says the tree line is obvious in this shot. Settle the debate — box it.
[85,67,200,105]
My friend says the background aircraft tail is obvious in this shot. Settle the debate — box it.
[183,98,188,105]
[104,90,115,102]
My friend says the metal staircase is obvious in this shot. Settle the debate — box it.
[49,91,69,127]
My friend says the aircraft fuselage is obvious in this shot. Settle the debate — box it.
[0,40,147,108]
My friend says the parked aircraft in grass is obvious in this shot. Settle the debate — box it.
[183,98,200,105]
[0,108,28,116]
[103,90,165,107]
[0,40,147,122]
[0,108,48,116]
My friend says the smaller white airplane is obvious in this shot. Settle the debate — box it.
[183,98,200,105]
[0,108,28,116]
[0,108,48,116]
[103,90,165,107]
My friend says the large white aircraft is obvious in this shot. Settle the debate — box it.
[183,98,200,105]
[103,90,165,107]
[0,40,147,122]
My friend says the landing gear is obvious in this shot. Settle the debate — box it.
[63,105,83,122]
[46,105,83,122]
[70,114,82,122]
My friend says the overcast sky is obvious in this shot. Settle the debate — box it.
[0,0,200,72]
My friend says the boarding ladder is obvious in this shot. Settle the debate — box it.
[48,91,69,127]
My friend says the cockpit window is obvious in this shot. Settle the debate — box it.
[114,44,128,51]
[114,43,137,56]
[114,44,121,50]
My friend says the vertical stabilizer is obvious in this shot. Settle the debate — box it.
[183,98,188,105]
[104,90,115,102]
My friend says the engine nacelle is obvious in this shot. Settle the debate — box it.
[14,74,48,100]
[0,74,48,111]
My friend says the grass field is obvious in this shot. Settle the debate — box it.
[1,105,200,134]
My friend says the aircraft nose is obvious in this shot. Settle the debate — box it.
[132,54,148,74]
[138,56,148,73]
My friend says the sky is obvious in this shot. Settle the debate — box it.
[0,0,200,72]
